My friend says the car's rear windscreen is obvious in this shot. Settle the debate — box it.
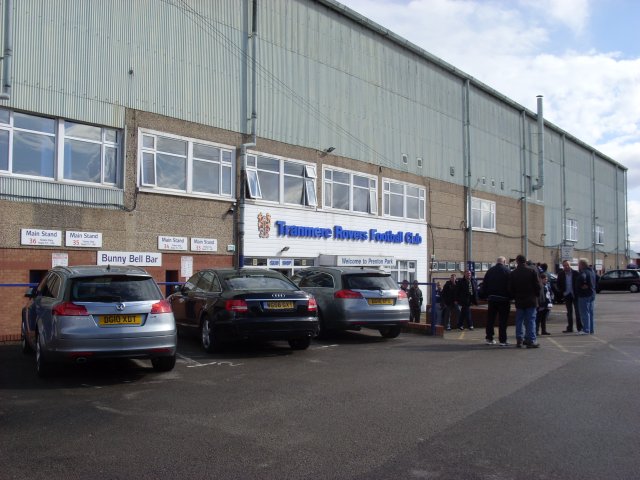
[343,274,398,290]
[224,275,298,291]
[70,276,163,302]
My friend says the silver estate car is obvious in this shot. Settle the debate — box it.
[21,265,177,376]
[292,266,410,338]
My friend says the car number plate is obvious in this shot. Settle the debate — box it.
[265,301,295,310]
[368,298,394,305]
[99,314,143,326]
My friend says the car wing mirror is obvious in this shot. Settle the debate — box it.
[24,287,36,298]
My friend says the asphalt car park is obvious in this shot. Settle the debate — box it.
[2,292,640,480]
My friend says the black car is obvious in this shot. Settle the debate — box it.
[596,269,640,293]
[169,268,318,351]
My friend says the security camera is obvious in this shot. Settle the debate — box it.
[227,205,235,214]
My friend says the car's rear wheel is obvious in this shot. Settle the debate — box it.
[200,316,220,353]
[35,331,50,378]
[630,284,639,293]
[315,311,330,339]
[379,325,401,338]
[151,355,176,372]
[288,337,311,350]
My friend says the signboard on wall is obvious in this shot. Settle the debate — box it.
[21,229,62,246]
[158,236,188,251]
[181,256,193,278]
[561,246,574,261]
[51,253,68,267]
[97,251,162,267]
[190,237,217,252]
[65,231,103,248]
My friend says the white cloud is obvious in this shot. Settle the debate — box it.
[518,0,590,34]
[340,0,640,239]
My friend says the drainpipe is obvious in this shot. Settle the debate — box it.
[615,167,619,269]
[532,95,544,191]
[0,0,13,100]
[591,152,596,268]
[463,79,472,268]
[521,110,528,258]
[237,0,258,268]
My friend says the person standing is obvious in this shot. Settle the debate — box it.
[482,256,511,346]
[576,258,597,335]
[557,260,582,333]
[441,274,459,331]
[509,255,541,348]
[536,272,553,336]
[455,270,477,331]
[408,280,423,323]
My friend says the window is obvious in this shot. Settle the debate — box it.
[389,260,416,283]
[0,108,120,186]
[245,153,316,207]
[323,167,377,214]
[140,131,234,198]
[471,197,496,231]
[383,179,425,220]
[566,219,578,242]
[595,225,604,245]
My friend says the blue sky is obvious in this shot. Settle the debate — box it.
[339,0,640,253]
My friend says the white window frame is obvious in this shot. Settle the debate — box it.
[0,107,121,187]
[245,152,317,207]
[595,224,604,245]
[566,219,578,242]
[323,166,377,215]
[138,129,234,199]
[382,178,425,220]
[390,260,417,284]
[471,197,496,232]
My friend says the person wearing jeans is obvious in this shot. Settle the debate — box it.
[576,258,596,335]
[557,260,582,333]
[509,255,541,348]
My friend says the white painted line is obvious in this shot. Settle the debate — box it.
[186,361,244,368]
[176,352,203,366]
[312,344,339,350]
[547,337,570,353]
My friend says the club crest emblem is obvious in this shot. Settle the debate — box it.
[257,212,272,238]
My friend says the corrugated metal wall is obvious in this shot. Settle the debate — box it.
[1,0,627,254]
[9,0,244,130]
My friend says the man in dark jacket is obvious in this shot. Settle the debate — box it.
[440,274,460,331]
[482,256,511,346]
[557,260,582,333]
[455,270,478,330]
[508,254,541,348]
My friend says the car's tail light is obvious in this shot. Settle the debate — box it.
[52,302,89,316]
[334,289,364,299]
[397,289,408,299]
[225,299,249,312]
[308,297,317,312]
[151,299,172,314]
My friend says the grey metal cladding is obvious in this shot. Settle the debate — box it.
[0,177,124,209]
[11,0,243,130]
[259,0,464,177]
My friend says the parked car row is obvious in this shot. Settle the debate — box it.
[21,265,410,377]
